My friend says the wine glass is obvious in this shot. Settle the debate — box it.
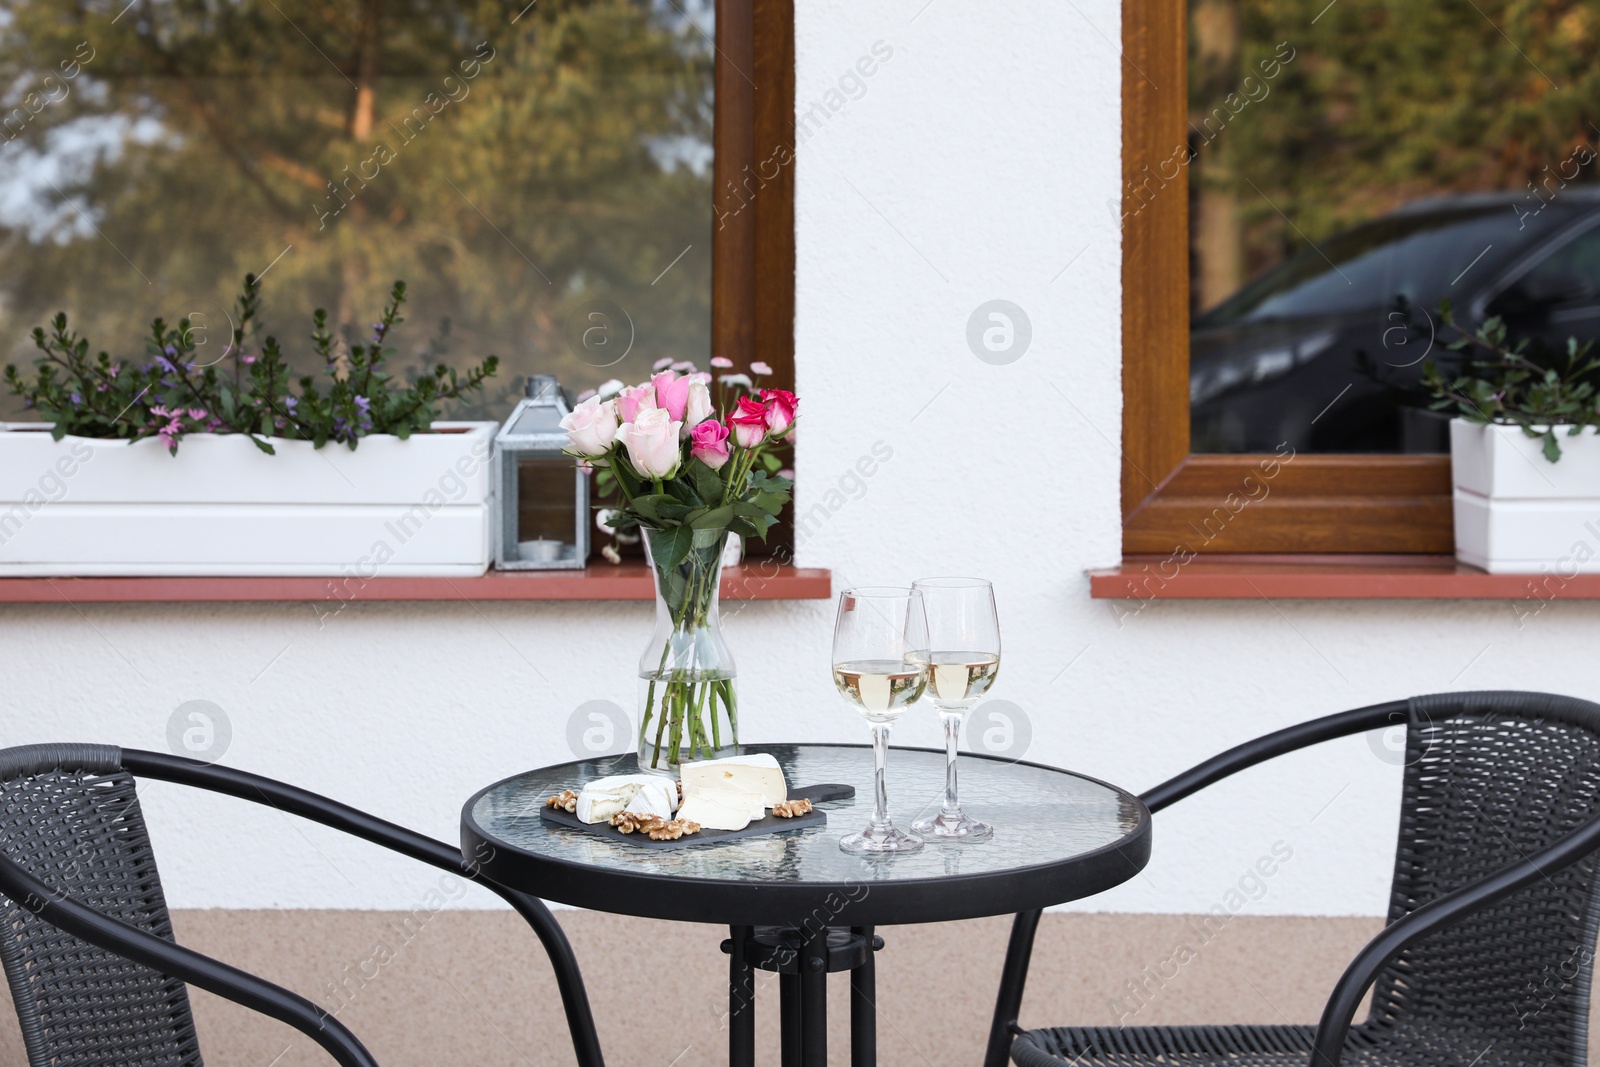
[909,577,999,841]
[831,586,930,854]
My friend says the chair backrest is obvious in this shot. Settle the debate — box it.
[1364,692,1600,1066]
[0,744,202,1067]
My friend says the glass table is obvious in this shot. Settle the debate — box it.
[461,743,1149,1067]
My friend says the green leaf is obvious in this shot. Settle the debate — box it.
[688,460,724,503]
[665,478,703,508]
[630,493,675,521]
[750,489,788,513]
[690,505,735,529]
[1543,432,1562,463]
[761,452,782,473]
[655,525,694,569]
[656,501,694,521]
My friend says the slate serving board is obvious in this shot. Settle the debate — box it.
[538,783,855,850]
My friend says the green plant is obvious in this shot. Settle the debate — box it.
[4,275,498,454]
[1424,298,1600,462]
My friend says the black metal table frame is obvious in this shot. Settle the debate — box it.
[461,744,1151,1067]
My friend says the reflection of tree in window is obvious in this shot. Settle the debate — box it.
[0,0,714,421]
[1187,0,1600,454]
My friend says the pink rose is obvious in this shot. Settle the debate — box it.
[710,356,734,369]
[616,383,656,423]
[652,371,693,422]
[728,396,768,448]
[750,360,773,376]
[760,388,798,434]
[616,406,683,478]
[690,418,731,470]
[559,395,620,456]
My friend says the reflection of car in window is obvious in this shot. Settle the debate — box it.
[1191,191,1600,454]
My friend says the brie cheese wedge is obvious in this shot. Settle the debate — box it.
[680,754,786,807]
[620,779,676,820]
[574,775,678,824]
[677,792,756,832]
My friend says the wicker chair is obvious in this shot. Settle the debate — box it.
[0,743,605,1067]
[985,691,1600,1067]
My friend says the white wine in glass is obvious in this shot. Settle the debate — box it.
[910,578,999,841]
[831,587,930,854]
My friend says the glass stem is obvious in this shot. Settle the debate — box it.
[941,710,963,819]
[871,722,892,832]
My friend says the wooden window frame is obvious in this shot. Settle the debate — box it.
[1120,1,1453,556]
[713,0,795,556]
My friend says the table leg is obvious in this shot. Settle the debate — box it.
[849,926,876,1067]
[728,925,756,1067]
[799,925,828,1067]
[780,971,802,1067]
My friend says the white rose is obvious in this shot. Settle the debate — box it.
[559,396,619,456]
[682,379,713,438]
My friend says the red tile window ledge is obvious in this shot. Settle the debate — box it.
[1090,555,1593,600]
[0,562,831,604]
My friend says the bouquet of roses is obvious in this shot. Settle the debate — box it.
[560,360,796,768]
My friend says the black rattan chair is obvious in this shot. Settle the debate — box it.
[0,743,605,1067]
[985,691,1600,1067]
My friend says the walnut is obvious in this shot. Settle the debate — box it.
[648,818,702,841]
[609,810,700,839]
[772,798,812,818]
[545,790,578,813]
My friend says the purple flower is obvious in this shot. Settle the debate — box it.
[69,391,82,405]
[354,395,371,414]
[22,398,34,409]
[154,355,176,374]
[164,345,177,358]
[188,407,206,420]
[284,397,298,412]
[242,354,257,365]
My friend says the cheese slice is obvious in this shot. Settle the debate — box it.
[574,774,676,824]
[679,754,786,807]
[677,792,756,832]
[620,779,676,820]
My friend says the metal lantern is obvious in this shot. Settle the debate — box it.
[494,375,588,569]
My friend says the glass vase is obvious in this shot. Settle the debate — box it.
[637,525,738,772]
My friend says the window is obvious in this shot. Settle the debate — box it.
[0,0,792,419]
[1121,0,1599,555]
[0,0,795,562]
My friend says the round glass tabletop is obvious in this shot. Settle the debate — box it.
[461,744,1150,926]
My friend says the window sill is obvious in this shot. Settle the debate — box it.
[1090,555,1588,600]
[0,562,831,604]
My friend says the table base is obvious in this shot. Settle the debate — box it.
[723,924,884,1067]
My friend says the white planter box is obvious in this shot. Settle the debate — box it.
[1451,418,1600,574]
[0,421,495,576]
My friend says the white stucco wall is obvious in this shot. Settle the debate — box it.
[4,0,1598,918]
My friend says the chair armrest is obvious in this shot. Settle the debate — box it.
[1310,810,1600,1067]
[1141,701,1406,813]
[0,851,378,1067]
[119,748,605,1067]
